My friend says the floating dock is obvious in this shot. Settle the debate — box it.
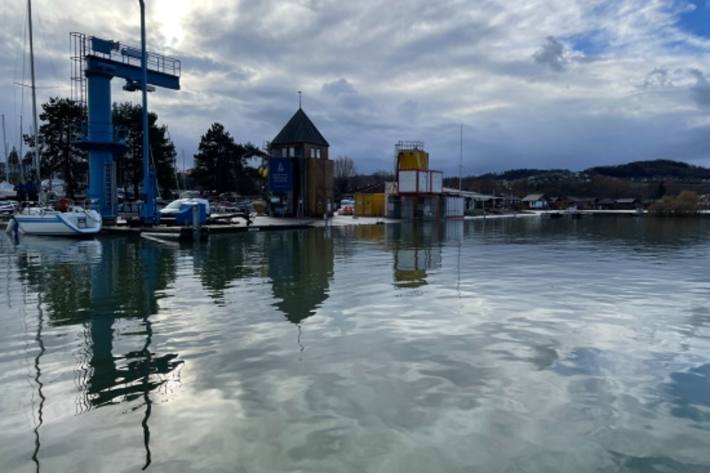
[103,221,313,241]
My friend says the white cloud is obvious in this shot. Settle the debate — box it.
[3,0,710,173]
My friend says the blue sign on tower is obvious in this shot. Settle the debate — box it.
[269,158,293,192]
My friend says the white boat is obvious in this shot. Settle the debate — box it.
[7,0,103,238]
[11,205,102,236]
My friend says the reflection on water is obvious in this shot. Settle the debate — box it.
[13,238,184,470]
[267,230,334,324]
[0,216,710,472]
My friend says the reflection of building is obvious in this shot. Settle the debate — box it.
[190,230,335,324]
[268,107,334,217]
[267,230,334,323]
[388,223,443,288]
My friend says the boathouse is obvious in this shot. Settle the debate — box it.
[268,107,334,217]
[522,193,549,209]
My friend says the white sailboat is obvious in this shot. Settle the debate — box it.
[10,0,102,237]
[11,204,102,236]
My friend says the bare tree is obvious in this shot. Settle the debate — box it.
[334,156,356,198]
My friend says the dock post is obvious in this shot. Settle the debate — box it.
[192,203,200,232]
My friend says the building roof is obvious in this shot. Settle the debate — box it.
[522,193,546,202]
[271,108,329,147]
[442,187,501,200]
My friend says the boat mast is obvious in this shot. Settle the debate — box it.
[19,115,24,180]
[1,114,7,164]
[27,0,40,180]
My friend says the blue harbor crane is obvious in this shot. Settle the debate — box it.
[71,3,180,224]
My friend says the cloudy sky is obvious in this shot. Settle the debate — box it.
[3,0,710,175]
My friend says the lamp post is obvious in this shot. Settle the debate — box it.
[138,0,156,224]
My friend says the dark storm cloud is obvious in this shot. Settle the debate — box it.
[533,36,567,72]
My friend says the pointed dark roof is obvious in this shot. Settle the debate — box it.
[271,108,329,147]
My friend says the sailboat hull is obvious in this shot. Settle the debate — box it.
[14,209,102,236]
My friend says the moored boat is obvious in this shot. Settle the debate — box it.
[11,201,102,236]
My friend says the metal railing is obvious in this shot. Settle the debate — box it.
[70,32,181,78]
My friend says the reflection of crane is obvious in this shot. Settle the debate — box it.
[84,239,182,467]
[31,293,45,473]
[70,6,180,223]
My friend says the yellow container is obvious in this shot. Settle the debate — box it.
[355,193,386,217]
[397,150,429,170]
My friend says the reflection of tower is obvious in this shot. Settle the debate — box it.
[390,223,443,288]
[267,230,334,324]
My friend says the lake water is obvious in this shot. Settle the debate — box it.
[1,216,710,473]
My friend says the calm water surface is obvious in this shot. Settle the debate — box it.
[1,216,710,472]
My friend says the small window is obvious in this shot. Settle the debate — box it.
[289,147,295,158]
[281,148,287,158]
[316,149,321,159]
[310,148,315,158]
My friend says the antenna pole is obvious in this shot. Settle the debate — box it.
[139,0,156,224]
[27,0,40,180]
[298,90,302,109]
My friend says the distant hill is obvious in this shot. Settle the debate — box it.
[469,159,710,182]
[441,158,710,201]
[477,168,570,181]
[586,159,710,180]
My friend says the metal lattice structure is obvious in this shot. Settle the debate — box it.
[69,31,181,221]
[70,32,88,112]
[395,140,425,152]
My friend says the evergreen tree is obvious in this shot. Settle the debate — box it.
[113,102,177,198]
[191,123,268,195]
[6,147,21,184]
[23,97,87,197]
[191,123,238,193]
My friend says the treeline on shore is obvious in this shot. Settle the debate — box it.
[1,97,267,200]
[443,159,710,199]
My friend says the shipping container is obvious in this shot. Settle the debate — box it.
[418,171,430,193]
[355,192,385,217]
[398,170,443,195]
[430,171,443,194]
[444,195,464,218]
[398,170,418,193]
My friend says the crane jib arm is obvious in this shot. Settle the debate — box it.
[85,55,180,91]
